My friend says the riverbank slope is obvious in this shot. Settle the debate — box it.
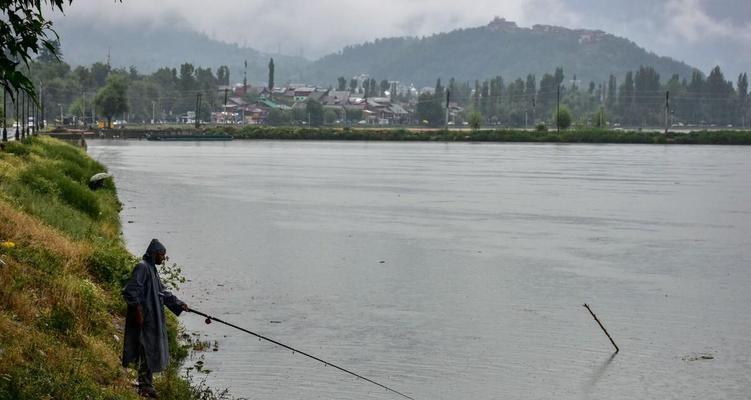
[0,137,209,399]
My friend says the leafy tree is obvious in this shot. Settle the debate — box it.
[416,92,443,126]
[265,109,288,126]
[593,106,606,128]
[369,78,377,97]
[267,58,275,91]
[94,75,128,128]
[305,99,323,126]
[346,108,362,122]
[337,76,347,91]
[0,0,71,98]
[324,109,338,124]
[349,78,358,93]
[362,79,370,98]
[538,73,557,120]
[706,66,733,124]
[618,71,635,124]
[380,79,390,97]
[738,73,749,127]
[606,75,617,112]
[555,105,572,130]
[525,74,536,97]
[217,65,230,86]
[468,110,482,130]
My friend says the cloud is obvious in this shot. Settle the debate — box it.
[52,0,750,77]
[663,0,751,43]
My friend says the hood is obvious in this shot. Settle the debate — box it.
[143,238,166,264]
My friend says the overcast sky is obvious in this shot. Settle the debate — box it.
[56,0,750,78]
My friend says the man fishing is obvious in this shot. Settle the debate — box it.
[122,239,188,398]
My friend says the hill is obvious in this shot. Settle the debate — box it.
[54,16,698,88]
[308,18,698,86]
[54,17,311,85]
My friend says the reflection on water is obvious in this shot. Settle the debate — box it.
[89,140,751,400]
[583,352,617,398]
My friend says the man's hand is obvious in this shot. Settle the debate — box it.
[181,303,190,312]
[135,305,144,328]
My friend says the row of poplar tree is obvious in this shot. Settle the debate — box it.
[411,66,749,128]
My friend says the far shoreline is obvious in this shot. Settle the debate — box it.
[50,126,751,145]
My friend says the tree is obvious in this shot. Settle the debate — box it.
[0,0,72,99]
[593,106,606,128]
[380,79,389,97]
[738,73,749,127]
[324,109,338,124]
[217,66,230,86]
[362,79,370,98]
[706,66,733,124]
[618,71,635,125]
[606,75,617,113]
[349,78,358,93]
[94,75,128,128]
[265,109,288,126]
[267,58,275,92]
[555,106,572,130]
[337,76,347,91]
[305,99,323,127]
[468,110,482,130]
[416,92,443,126]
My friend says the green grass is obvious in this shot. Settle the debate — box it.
[0,136,229,400]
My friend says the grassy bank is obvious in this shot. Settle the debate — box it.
[204,126,751,145]
[0,137,219,399]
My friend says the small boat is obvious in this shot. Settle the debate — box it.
[145,134,234,141]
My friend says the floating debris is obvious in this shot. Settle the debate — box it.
[682,353,715,361]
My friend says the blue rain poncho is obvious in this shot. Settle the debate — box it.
[121,239,185,372]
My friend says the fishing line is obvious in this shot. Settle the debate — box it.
[188,308,415,400]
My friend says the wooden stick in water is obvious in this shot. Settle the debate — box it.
[583,303,619,353]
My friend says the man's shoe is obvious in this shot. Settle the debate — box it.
[138,386,159,398]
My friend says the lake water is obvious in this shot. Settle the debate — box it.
[88,140,751,400]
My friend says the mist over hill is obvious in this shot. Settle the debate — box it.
[55,17,698,87]
[308,18,698,86]
[54,17,311,85]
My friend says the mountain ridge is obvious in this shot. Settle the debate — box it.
[54,16,698,87]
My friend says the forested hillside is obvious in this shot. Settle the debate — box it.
[309,19,696,86]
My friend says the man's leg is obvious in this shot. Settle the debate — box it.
[137,345,156,397]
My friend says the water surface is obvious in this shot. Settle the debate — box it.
[88,140,751,400]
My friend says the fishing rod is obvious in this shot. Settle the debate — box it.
[187,308,415,400]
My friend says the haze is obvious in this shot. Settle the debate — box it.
[56,0,750,78]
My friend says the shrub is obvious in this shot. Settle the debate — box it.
[554,106,573,130]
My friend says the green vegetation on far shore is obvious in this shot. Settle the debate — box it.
[0,137,225,400]
[204,126,751,145]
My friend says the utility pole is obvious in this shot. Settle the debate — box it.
[40,84,44,129]
[2,87,6,142]
[532,97,536,128]
[82,90,86,127]
[21,91,25,139]
[32,91,37,134]
[556,84,561,132]
[195,92,202,129]
[152,101,156,124]
[14,89,19,140]
[59,103,63,128]
[223,88,229,124]
[445,90,450,130]
[664,90,670,134]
